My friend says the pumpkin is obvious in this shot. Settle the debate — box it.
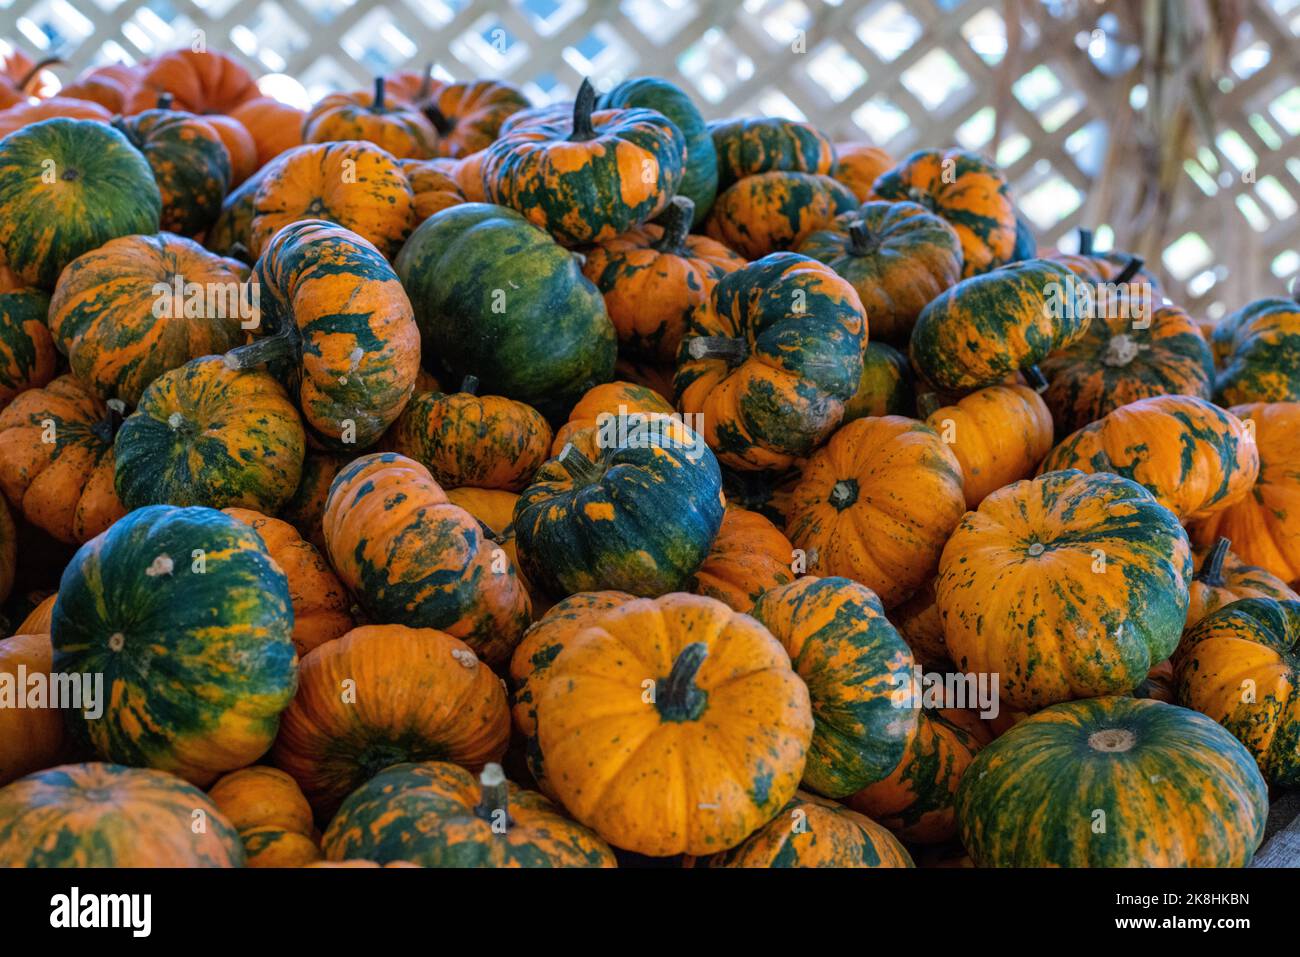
[785,416,966,608]
[923,384,1054,509]
[909,258,1085,394]
[113,356,305,513]
[239,826,323,867]
[270,624,511,815]
[937,470,1192,710]
[277,449,346,554]
[394,202,616,419]
[249,140,414,259]
[889,578,952,669]
[400,158,466,222]
[230,219,420,449]
[1040,301,1215,436]
[51,505,297,785]
[49,232,249,405]
[447,148,489,201]
[582,197,745,363]
[612,355,676,402]
[796,200,963,345]
[322,452,531,667]
[389,376,552,492]
[720,460,801,531]
[1039,394,1258,523]
[704,171,857,259]
[113,106,231,237]
[0,288,56,408]
[1008,211,1037,262]
[0,762,245,867]
[1049,228,1164,292]
[536,593,813,856]
[126,49,259,115]
[513,416,725,598]
[1133,659,1176,703]
[208,765,313,835]
[482,78,685,246]
[752,576,918,797]
[599,77,716,222]
[0,49,55,108]
[58,63,140,114]
[675,252,866,471]
[1213,296,1300,405]
[206,151,285,260]
[709,116,835,190]
[0,118,162,290]
[550,380,674,460]
[414,77,531,159]
[690,506,794,614]
[322,761,616,867]
[204,113,258,186]
[0,375,125,543]
[445,486,518,538]
[303,78,438,160]
[699,791,913,868]
[842,341,914,421]
[0,633,65,786]
[872,148,1016,276]
[229,96,306,167]
[0,97,113,139]
[955,696,1268,867]
[17,593,56,635]
[1187,537,1299,629]
[1175,597,1300,786]
[832,142,892,201]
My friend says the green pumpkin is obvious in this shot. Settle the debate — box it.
[514,416,725,597]
[956,697,1268,867]
[395,202,616,420]
[1213,297,1300,405]
[709,116,835,190]
[844,341,913,421]
[113,108,230,238]
[0,118,162,290]
[1007,211,1036,262]
[599,77,717,225]
[51,505,298,785]
[0,289,56,407]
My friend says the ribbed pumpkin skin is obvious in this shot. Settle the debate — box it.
[0,289,56,408]
[0,118,162,290]
[550,380,674,459]
[323,761,616,867]
[890,578,951,669]
[910,258,1084,393]
[271,625,510,816]
[797,201,963,345]
[872,148,1015,276]
[277,449,346,554]
[691,506,794,614]
[675,253,866,471]
[0,375,125,544]
[126,49,259,115]
[248,219,420,449]
[208,765,314,834]
[302,84,438,160]
[786,416,966,608]
[1175,598,1300,786]
[955,697,1269,867]
[1187,539,1300,629]
[937,470,1192,710]
[1039,395,1259,524]
[1041,304,1215,436]
[701,791,914,868]
[417,79,530,158]
[0,634,65,786]
[513,419,725,598]
[925,384,1054,509]
[399,158,466,222]
[0,97,114,139]
[831,142,892,201]
[752,576,918,798]
[536,594,813,856]
[1214,298,1300,405]
[114,356,305,513]
[206,152,283,259]
[229,97,306,168]
[49,233,249,405]
[709,116,835,190]
[395,203,616,420]
[704,171,857,260]
[844,341,913,421]
[0,763,246,867]
[52,505,298,785]
[323,453,531,667]
[114,109,231,237]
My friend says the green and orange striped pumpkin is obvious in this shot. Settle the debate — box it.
[1213,295,1300,405]
[0,288,56,409]
[709,116,835,190]
[302,77,438,160]
[704,170,857,260]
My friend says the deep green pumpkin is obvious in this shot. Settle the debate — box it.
[1213,297,1300,405]
[113,108,231,238]
[1007,211,1037,262]
[0,118,162,290]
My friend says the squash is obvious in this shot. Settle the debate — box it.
[208,765,313,835]
[277,449,346,554]
[796,200,963,344]
[955,696,1268,866]
[1187,537,1299,629]
[0,118,162,290]
[413,78,531,158]
[482,78,685,246]
[1039,395,1258,523]
[323,452,531,667]
[394,202,616,420]
[125,49,259,114]
[550,380,674,460]
[1048,228,1163,292]
[51,505,297,785]
[752,576,919,797]
[303,78,438,160]
[889,578,952,670]
[0,633,66,786]
[785,416,966,608]
[872,148,1016,276]
[205,114,258,187]
[400,158,466,222]
[229,96,306,167]
[113,106,231,237]
[239,826,323,867]
[1213,296,1300,405]
[322,761,616,867]
[0,288,56,409]
[843,341,912,421]
[710,116,835,190]
[582,197,745,363]
[0,49,55,108]
[704,171,857,259]
[675,252,866,471]
[832,142,892,201]
[206,151,286,260]
[690,506,794,614]
[936,470,1192,710]
[49,232,249,405]
[270,624,511,816]
[536,593,813,856]
[0,375,126,544]
[0,97,113,139]
[1175,597,1300,786]
[389,376,552,492]
[58,62,140,114]
[0,762,245,867]
[17,593,56,635]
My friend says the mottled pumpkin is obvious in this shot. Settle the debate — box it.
[303,78,438,160]
[444,486,519,540]
[937,470,1192,710]
[832,142,892,201]
[208,765,314,835]
[955,696,1268,866]
[690,506,794,614]
[229,96,306,167]
[416,78,531,158]
[843,341,913,421]
[0,118,162,290]
[704,171,857,260]
[113,107,231,237]
[51,505,297,785]
[1213,296,1300,405]
[710,116,835,190]
[400,157,466,222]
[125,49,259,115]
[536,593,813,856]
[277,449,346,554]
[1048,228,1164,293]
[550,380,674,460]
[786,416,966,608]
[206,151,286,260]
[1186,537,1299,629]
[0,289,56,408]
[205,113,258,187]
[0,633,65,786]
[239,826,323,867]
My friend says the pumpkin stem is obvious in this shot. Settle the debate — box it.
[1101,333,1142,368]
[224,328,297,371]
[557,442,602,485]
[1078,228,1094,257]
[459,374,480,396]
[93,398,126,445]
[415,63,434,102]
[569,78,597,142]
[1022,365,1048,393]
[155,91,174,110]
[17,56,61,94]
[425,102,452,136]
[916,391,941,419]
[1112,256,1144,286]
[656,642,709,723]
[847,220,878,256]
[474,762,512,829]
[372,76,386,111]
[1197,537,1232,587]
[653,197,695,254]
[686,336,747,364]
[228,241,253,265]
[828,478,859,511]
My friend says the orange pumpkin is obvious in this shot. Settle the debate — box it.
[277,450,346,554]
[126,49,259,115]
[690,506,794,614]
[205,114,258,186]
[832,142,892,201]
[550,380,674,460]
[0,96,112,139]
[229,96,306,167]
[399,158,466,222]
[0,48,55,108]
[409,76,531,158]
[207,765,321,867]
[0,633,67,786]
[705,170,857,259]
[17,594,56,635]
[303,78,438,160]
[57,63,140,113]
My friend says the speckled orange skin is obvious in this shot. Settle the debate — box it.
[549,380,674,460]
[0,634,65,786]
[1186,537,1299,629]
[399,158,466,222]
[303,83,438,160]
[704,170,857,259]
[832,143,892,201]
[690,506,793,614]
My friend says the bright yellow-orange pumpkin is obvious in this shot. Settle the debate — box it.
[0,633,67,786]
[1186,536,1299,629]
[690,506,794,614]
[832,142,892,201]
[550,380,674,460]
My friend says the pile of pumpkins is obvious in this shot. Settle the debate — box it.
[0,44,1297,869]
